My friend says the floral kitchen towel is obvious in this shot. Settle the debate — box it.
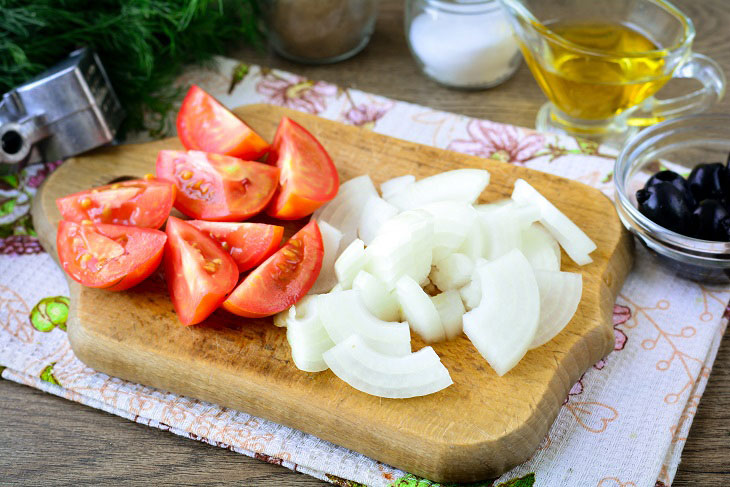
[1,58,727,487]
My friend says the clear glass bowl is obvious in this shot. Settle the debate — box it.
[614,113,730,283]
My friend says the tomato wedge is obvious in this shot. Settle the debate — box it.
[57,221,166,291]
[223,220,323,318]
[188,220,284,273]
[56,178,176,229]
[164,216,238,326]
[156,150,280,221]
[266,117,339,220]
[177,85,270,160]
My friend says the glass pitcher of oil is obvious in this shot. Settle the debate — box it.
[499,0,726,145]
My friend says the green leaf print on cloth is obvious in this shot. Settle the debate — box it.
[29,296,70,332]
[389,473,534,487]
[39,363,60,386]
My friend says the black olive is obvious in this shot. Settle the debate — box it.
[687,163,728,202]
[691,199,730,240]
[636,182,693,235]
[644,170,696,209]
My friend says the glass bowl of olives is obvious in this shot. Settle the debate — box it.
[615,113,730,283]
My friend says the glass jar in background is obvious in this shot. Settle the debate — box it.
[405,0,521,89]
[259,0,378,65]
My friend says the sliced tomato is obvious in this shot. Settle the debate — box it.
[164,216,239,326]
[266,117,339,220]
[56,178,176,229]
[188,220,284,273]
[223,220,323,318]
[156,150,280,221]
[57,221,166,291]
[177,85,270,160]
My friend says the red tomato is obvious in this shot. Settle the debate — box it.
[223,220,323,318]
[56,178,176,229]
[57,221,166,291]
[164,216,239,326]
[188,220,284,273]
[266,117,339,220]
[156,150,280,221]
[177,85,269,160]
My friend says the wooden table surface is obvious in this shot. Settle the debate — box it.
[2,1,729,485]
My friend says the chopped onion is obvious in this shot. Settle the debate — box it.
[418,201,478,262]
[352,270,400,322]
[334,239,369,289]
[358,195,399,245]
[395,275,445,343]
[474,199,512,215]
[458,221,484,261]
[285,296,335,372]
[273,309,288,328]
[309,221,344,294]
[463,249,539,376]
[431,290,465,340]
[381,175,415,200]
[323,335,453,398]
[314,175,378,252]
[430,253,473,291]
[511,179,596,265]
[521,223,561,271]
[480,202,539,260]
[458,258,487,311]
[386,169,490,210]
[319,290,411,356]
[366,211,434,289]
[530,270,582,349]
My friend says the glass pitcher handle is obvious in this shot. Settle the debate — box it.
[628,53,726,127]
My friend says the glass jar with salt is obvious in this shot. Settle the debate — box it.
[406,0,522,89]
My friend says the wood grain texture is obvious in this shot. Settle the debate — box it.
[31,104,631,483]
[4,0,730,484]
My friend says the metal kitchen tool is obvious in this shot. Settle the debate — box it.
[0,48,124,174]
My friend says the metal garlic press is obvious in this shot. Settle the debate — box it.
[0,47,124,174]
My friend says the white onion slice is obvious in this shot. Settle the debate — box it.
[521,223,561,271]
[386,169,490,210]
[352,270,400,322]
[458,258,487,311]
[479,202,540,260]
[430,253,473,291]
[474,199,512,215]
[431,290,465,340]
[458,221,484,261]
[319,290,411,356]
[463,249,539,376]
[309,221,344,294]
[395,275,446,343]
[334,239,369,289]
[381,175,415,200]
[314,175,378,251]
[358,195,399,245]
[417,201,478,262]
[529,270,583,349]
[285,296,335,372]
[511,179,596,265]
[323,335,452,398]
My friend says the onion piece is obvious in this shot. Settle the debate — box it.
[285,296,335,372]
[458,258,487,310]
[322,335,453,398]
[352,270,400,322]
[395,275,446,343]
[319,290,411,356]
[418,201,478,262]
[474,199,512,215]
[381,175,415,201]
[430,252,473,291]
[309,221,344,294]
[530,270,583,349]
[458,220,484,261]
[479,202,540,260]
[386,169,490,210]
[314,175,378,252]
[431,290,465,339]
[521,223,561,271]
[463,249,539,376]
[511,179,596,265]
[358,195,399,245]
[334,239,369,289]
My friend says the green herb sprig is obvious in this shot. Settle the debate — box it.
[0,0,260,138]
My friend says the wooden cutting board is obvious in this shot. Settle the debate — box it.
[32,104,633,483]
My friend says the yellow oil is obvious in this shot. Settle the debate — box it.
[521,21,671,121]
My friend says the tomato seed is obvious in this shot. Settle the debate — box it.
[101,205,112,220]
[180,170,193,180]
[80,197,92,209]
[144,173,154,180]
[111,184,120,190]
[81,219,93,225]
